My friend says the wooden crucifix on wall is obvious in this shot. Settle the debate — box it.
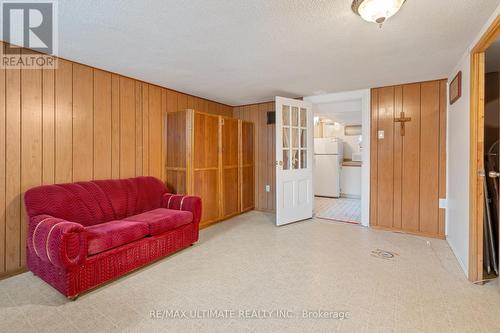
[394,111,412,136]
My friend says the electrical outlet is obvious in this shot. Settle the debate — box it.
[265,185,271,192]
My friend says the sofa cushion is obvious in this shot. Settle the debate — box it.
[85,220,149,256]
[124,208,193,236]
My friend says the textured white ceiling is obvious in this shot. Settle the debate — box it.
[58,0,499,105]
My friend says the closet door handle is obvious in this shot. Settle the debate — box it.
[488,171,500,178]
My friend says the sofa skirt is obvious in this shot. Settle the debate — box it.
[27,222,199,298]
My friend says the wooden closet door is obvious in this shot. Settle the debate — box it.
[371,80,446,238]
[193,112,220,224]
[166,111,187,194]
[240,121,254,212]
[221,117,240,217]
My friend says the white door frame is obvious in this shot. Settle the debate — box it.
[304,89,371,227]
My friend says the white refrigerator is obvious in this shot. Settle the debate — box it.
[314,138,343,198]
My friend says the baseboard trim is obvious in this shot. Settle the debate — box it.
[0,267,27,280]
[199,210,255,229]
[371,225,446,240]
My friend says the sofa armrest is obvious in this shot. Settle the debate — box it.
[30,215,87,268]
[162,194,202,224]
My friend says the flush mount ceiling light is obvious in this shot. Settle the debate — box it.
[352,0,406,26]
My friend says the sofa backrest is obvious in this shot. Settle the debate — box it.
[24,177,168,226]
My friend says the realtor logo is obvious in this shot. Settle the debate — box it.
[1,0,58,68]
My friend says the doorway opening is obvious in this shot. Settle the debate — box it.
[470,15,499,283]
[313,108,362,224]
[304,90,371,227]
[481,35,500,280]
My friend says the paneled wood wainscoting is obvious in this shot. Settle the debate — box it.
[370,80,447,239]
[233,102,276,212]
[0,42,232,278]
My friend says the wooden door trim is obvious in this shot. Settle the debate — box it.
[370,89,379,227]
[469,15,500,283]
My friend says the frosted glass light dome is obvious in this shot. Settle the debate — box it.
[353,0,406,25]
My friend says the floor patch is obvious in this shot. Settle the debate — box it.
[371,249,399,260]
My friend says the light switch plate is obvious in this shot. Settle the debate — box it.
[265,185,271,192]
[439,198,447,209]
[378,130,385,139]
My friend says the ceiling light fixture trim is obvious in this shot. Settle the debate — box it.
[352,0,407,26]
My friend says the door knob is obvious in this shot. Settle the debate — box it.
[488,171,500,178]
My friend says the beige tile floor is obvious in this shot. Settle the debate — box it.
[0,211,499,333]
[315,197,361,224]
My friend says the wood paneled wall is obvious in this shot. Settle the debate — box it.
[233,102,276,212]
[0,43,232,278]
[370,80,447,239]
[240,121,255,212]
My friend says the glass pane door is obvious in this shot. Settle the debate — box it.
[282,105,290,170]
[299,107,307,169]
[282,106,308,170]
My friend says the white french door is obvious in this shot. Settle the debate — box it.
[275,97,314,226]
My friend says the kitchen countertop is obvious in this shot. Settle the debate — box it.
[342,160,362,167]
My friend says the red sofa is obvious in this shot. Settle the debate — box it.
[24,176,201,299]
